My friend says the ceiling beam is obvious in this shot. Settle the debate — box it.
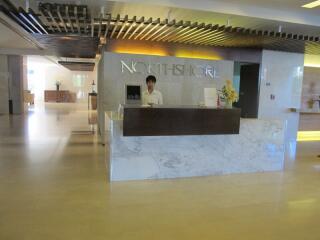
[156,21,183,41]
[98,13,102,37]
[110,14,121,38]
[122,16,136,39]
[150,20,176,41]
[37,10,53,32]
[65,6,74,33]
[91,17,94,37]
[165,21,193,42]
[116,15,128,39]
[18,8,43,34]
[140,18,160,40]
[83,7,87,34]
[74,6,80,33]
[176,23,208,43]
[104,14,112,38]
[145,19,168,41]
[128,17,145,40]
[27,9,49,34]
[46,8,61,32]
[134,18,153,40]
[188,25,221,44]
[168,22,200,42]
[57,5,67,32]
[173,23,204,42]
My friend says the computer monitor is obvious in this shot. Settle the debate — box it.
[204,88,217,107]
[125,85,141,105]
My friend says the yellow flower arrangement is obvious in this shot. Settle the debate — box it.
[220,80,239,106]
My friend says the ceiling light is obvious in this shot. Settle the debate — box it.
[302,0,320,8]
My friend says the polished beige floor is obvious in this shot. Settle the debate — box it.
[1,103,320,240]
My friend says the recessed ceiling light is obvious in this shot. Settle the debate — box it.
[302,0,320,8]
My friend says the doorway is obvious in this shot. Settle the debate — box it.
[233,62,260,118]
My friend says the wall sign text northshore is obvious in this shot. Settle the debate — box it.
[120,60,217,79]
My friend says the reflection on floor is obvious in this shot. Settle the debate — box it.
[298,113,320,141]
[0,103,320,240]
[297,131,320,141]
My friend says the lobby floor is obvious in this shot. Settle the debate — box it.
[1,103,320,240]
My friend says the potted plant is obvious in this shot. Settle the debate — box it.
[307,99,314,109]
[56,80,61,91]
[219,80,238,108]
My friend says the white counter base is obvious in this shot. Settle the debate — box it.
[106,114,285,181]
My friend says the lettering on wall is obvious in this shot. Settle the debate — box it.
[120,60,217,79]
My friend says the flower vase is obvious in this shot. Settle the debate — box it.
[307,100,314,109]
[225,100,233,108]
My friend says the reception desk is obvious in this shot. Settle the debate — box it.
[105,106,285,181]
[124,105,241,136]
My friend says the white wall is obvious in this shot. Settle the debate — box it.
[27,57,97,102]
[102,52,233,109]
[98,52,234,136]
[44,66,96,102]
[259,50,304,159]
[301,67,320,111]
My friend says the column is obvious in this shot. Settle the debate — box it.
[7,55,27,114]
[0,55,9,114]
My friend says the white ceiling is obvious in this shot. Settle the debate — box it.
[106,1,320,34]
[0,22,37,49]
[31,0,320,13]
[14,0,320,19]
[0,10,41,50]
[27,55,96,66]
[107,0,320,15]
[207,0,320,12]
[102,0,320,26]
[27,55,58,65]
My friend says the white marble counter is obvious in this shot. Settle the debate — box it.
[300,111,320,114]
[105,113,285,181]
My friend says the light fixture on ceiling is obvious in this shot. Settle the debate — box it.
[302,0,320,8]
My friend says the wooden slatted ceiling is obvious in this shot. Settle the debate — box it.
[32,34,99,58]
[38,3,90,34]
[35,3,320,50]
[3,0,320,56]
[58,61,95,71]
[99,16,320,54]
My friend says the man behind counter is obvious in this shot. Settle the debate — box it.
[142,75,163,106]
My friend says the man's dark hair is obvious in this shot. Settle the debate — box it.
[146,75,156,84]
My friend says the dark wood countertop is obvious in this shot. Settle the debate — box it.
[123,104,227,109]
[123,105,241,136]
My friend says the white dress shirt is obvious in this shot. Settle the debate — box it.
[142,89,163,105]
